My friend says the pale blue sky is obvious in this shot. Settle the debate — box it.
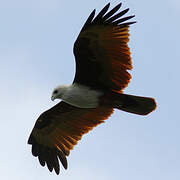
[0,0,180,179]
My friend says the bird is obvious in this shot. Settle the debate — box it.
[28,3,156,175]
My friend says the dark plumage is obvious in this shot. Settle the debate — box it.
[28,3,156,175]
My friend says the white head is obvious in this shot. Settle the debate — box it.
[51,85,70,101]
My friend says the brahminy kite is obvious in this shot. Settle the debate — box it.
[28,3,156,174]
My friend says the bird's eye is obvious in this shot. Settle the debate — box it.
[54,90,58,94]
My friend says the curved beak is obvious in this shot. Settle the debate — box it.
[51,96,55,101]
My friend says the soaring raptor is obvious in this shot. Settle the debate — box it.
[28,3,156,174]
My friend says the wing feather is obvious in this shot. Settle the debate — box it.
[28,102,113,174]
[73,3,136,92]
[93,3,110,23]
[102,3,122,20]
[105,8,129,23]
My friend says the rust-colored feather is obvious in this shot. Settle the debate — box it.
[73,3,135,92]
[28,102,113,174]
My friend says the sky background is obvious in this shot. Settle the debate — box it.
[0,0,180,179]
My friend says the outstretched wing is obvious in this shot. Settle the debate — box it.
[28,101,113,174]
[73,3,136,92]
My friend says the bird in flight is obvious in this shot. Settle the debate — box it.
[28,3,156,175]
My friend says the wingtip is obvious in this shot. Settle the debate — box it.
[62,158,68,170]
[106,2,111,7]
[128,21,137,25]
[54,165,60,175]
[103,2,111,13]
[57,150,68,170]
[114,2,122,10]
[91,9,96,18]
[124,8,130,14]
[55,169,60,175]
[89,8,96,19]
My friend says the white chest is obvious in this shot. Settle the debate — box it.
[61,84,103,108]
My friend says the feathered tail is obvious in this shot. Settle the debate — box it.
[109,92,156,115]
